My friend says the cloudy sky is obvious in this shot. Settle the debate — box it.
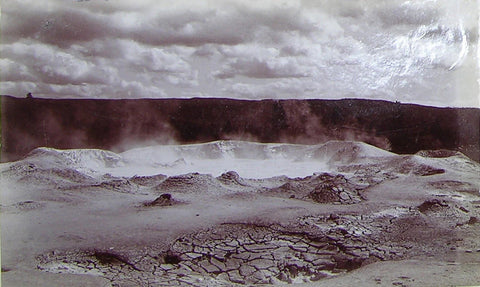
[1,0,479,107]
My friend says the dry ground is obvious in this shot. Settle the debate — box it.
[1,144,479,286]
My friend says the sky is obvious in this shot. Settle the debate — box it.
[1,0,479,107]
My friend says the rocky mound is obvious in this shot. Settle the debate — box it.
[429,180,480,196]
[417,199,449,213]
[154,173,229,194]
[25,147,122,172]
[0,147,125,187]
[269,173,363,204]
[216,171,248,186]
[94,177,139,194]
[144,193,179,207]
[1,162,96,188]
[337,155,446,180]
[129,174,167,187]
[311,141,394,164]
[416,150,463,158]
[378,156,446,176]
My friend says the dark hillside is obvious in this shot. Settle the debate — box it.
[1,96,479,162]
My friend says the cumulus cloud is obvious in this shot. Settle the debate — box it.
[2,42,111,85]
[0,58,37,82]
[376,3,439,27]
[0,0,477,107]
[214,56,311,79]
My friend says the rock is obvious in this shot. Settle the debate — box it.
[332,254,363,271]
[155,173,225,193]
[239,265,256,277]
[269,276,286,285]
[147,193,174,206]
[414,165,445,176]
[339,192,351,201]
[309,183,341,203]
[310,272,329,281]
[467,216,478,224]
[244,243,276,252]
[217,171,245,186]
[232,252,251,261]
[129,174,167,186]
[250,258,274,270]
[252,270,269,283]
[225,258,242,270]
[163,251,182,264]
[184,252,202,260]
[276,271,291,283]
[283,262,312,278]
[98,178,139,193]
[159,264,175,271]
[288,243,309,252]
[301,253,320,263]
[223,240,239,248]
[198,260,220,273]
[312,258,336,270]
[417,199,448,213]
[416,150,460,158]
[210,257,226,271]
[93,250,133,267]
[227,270,245,284]
[458,206,469,213]
[346,249,370,259]
[328,213,339,221]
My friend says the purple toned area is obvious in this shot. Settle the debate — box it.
[2,96,479,163]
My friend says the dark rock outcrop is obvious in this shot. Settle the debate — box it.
[417,199,449,213]
[145,193,174,207]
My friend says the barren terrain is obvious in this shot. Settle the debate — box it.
[1,140,480,286]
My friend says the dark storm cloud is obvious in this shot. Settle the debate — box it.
[2,5,115,47]
[2,1,314,48]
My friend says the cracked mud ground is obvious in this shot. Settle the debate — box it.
[34,206,474,286]
[2,150,480,286]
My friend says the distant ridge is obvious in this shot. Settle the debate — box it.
[1,96,479,162]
